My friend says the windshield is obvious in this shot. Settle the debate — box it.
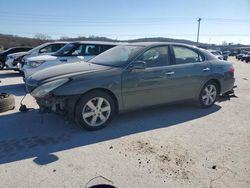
[89,45,143,67]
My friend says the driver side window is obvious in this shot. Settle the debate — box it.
[137,46,170,68]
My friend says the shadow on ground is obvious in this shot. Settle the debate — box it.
[0,103,221,165]
[0,83,25,96]
[0,71,20,79]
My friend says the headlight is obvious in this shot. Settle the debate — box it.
[31,78,69,98]
[27,60,45,68]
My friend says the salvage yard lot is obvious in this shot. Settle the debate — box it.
[0,57,249,187]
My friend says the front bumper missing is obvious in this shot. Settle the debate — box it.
[36,95,79,119]
[37,96,67,114]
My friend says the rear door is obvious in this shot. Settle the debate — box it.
[167,45,211,100]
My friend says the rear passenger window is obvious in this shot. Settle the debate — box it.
[101,45,114,53]
[85,45,99,55]
[173,46,204,64]
[137,46,170,68]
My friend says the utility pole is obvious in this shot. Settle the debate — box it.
[196,18,202,46]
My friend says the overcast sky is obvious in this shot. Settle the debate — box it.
[0,0,250,44]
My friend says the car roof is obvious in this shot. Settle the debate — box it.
[43,41,69,44]
[68,41,123,45]
[125,42,198,48]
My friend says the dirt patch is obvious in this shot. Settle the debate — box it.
[132,140,156,155]
[122,140,194,180]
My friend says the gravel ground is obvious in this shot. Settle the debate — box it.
[0,57,249,188]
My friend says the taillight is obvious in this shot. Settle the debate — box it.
[229,66,235,73]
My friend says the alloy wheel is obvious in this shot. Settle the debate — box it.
[202,84,217,106]
[82,97,111,127]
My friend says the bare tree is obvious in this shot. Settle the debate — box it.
[60,36,70,40]
[34,33,52,41]
[222,41,228,45]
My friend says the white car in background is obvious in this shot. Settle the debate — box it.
[5,42,67,70]
[207,50,223,60]
[22,41,117,79]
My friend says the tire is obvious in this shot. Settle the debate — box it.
[0,61,4,70]
[75,91,116,131]
[198,81,218,108]
[0,93,15,113]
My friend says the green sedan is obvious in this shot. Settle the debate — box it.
[26,42,235,130]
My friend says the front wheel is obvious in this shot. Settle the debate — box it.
[75,91,116,131]
[199,81,218,108]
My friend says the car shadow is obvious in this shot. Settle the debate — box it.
[0,72,20,79]
[217,94,238,103]
[0,103,221,165]
[0,83,25,96]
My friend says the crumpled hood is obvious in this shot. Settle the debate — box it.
[27,54,57,62]
[27,62,111,85]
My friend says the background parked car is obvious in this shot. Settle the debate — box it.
[236,51,248,60]
[241,52,250,62]
[222,51,230,60]
[207,50,223,60]
[26,42,235,131]
[22,41,117,79]
[245,55,250,63]
[6,42,67,70]
[0,47,32,70]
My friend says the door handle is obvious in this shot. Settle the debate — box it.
[202,67,210,72]
[60,59,67,62]
[165,71,175,76]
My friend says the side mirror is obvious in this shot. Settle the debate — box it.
[40,49,47,53]
[129,61,146,70]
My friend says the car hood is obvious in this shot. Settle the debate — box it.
[27,54,57,62]
[27,62,112,84]
[7,51,28,58]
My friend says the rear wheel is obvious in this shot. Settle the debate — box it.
[75,91,116,131]
[199,81,218,108]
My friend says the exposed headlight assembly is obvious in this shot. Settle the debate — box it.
[31,78,69,98]
[27,60,45,68]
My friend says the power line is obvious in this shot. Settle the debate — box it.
[1,31,250,37]
[0,11,250,23]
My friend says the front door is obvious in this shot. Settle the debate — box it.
[122,45,173,110]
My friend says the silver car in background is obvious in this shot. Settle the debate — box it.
[22,41,117,79]
[208,50,223,60]
[6,42,68,70]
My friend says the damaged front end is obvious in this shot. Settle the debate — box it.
[36,96,67,114]
[26,77,78,119]
[35,95,79,119]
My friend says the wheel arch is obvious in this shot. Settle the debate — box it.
[209,78,221,94]
[73,88,119,118]
[196,78,222,99]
